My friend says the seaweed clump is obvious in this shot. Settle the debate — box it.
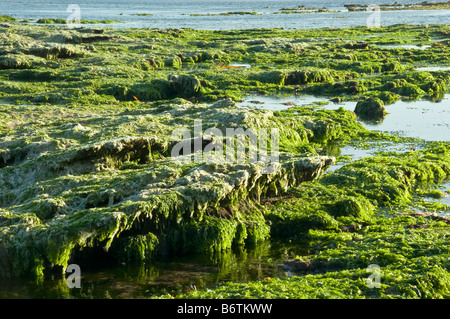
[354,97,387,122]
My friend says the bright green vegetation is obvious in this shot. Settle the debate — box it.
[167,145,450,299]
[170,215,450,299]
[0,95,363,278]
[0,15,18,23]
[0,23,448,107]
[0,21,449,298]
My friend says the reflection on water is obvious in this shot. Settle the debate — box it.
[358,96,450,142]
[414,66,450,72]
[375,44,432,50]
[238,94,330,111]
[325,141,426,172]
[240,93,450,142]
[0,240,308,299]
[421,180,450,210]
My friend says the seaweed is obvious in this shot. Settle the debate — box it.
[1,22,449,299]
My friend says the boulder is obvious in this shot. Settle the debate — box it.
[354,97,387,121]
[168,74,202,97]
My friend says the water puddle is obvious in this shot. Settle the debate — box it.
[0,240,307,299]
[375,44,432,50]
[228,62,251,69]
[238,94,329,111]
[326,141,424,172]
[421,180,450,208]
[240,93,450,142]
[182,61,251,72]
[414,66,450,72]
[355,97,450,142]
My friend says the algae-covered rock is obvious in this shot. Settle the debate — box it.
[421,79,447,95]
[377,91,400,105]
[0,154,334,277]
[1,23,450,290]
[354,97,387,121]
[251,70,286,85]
[0,54,38,69]
[0,15,17,22]
[26,44,80,59]
[0,97,351,278]
[285,68,334,85]
[168,74,203,97]
[265,144,450,241]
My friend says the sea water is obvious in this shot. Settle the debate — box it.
[1,0,449,30]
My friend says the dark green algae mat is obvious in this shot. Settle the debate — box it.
[0,21,450,299]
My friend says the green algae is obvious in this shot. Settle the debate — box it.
[1,96,348,278]
[0,23,448,106]
[354,97,387,121]
[0,15,17,23]
[190,12,262,17]
[164,145,450,299]
[0,21,449,299]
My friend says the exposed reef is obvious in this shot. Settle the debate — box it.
[0,97,354,278]
[0,23,448,106]
[0,21,449,299]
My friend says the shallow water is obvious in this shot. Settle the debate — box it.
[2,0,450,30]
[414,66,450,72]
[240,93,450,142]
[238,94,328,111]
[422,180,450,208]
[326,141,425,172]
[375,44,432,50]
[0,240,305,299]
[355,97,450,142]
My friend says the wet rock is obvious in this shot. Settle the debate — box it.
[281,258,327,272]
[86,189,119,208]
[343,41,370,50]
[285,68,333,85]
[327,197,371,219]
[168,74,202,97]
[146,57,165,69]
[421,79,446,95]
[0,54,37,69]
[67,34,117,44]
[164,56,182,69]
[56,136,157,171]
[377,91,400,105]
[211,98,236,108]
[32,197,67,220]
[303,119,342,144]
[354,97,387,121]
[109,233,159,262]
[252,70,286,85]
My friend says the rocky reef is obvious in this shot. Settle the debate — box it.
[0,20,449,299]
[0,96,357,278]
